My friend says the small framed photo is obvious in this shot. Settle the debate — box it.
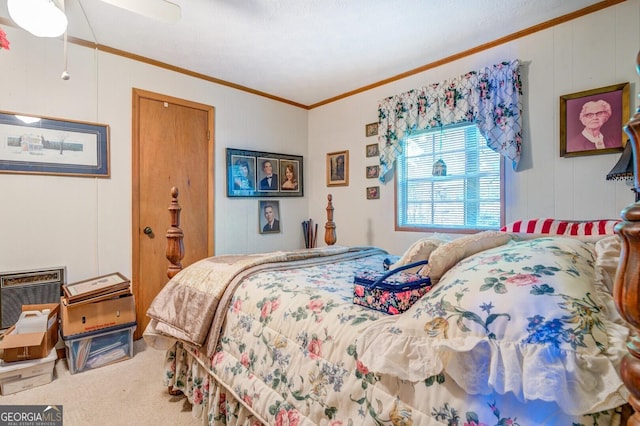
[259,200,281,234]
[327,150,349,187]
[560,82,629,157]
[257,157,279,192]
[366,186,380,200]
[279,159,301,193]
[366,143,379,158]
[230,154,257,194]
[365,122,379,137]
[366,165,379,179]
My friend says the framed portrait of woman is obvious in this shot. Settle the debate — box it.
[279,159,301,194]
[229,154,256,195]
[560,82,629,157]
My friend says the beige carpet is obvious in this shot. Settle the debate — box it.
[2,338,200,426]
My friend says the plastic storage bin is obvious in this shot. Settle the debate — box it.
[0,348,57,395]
[63,322,136,374]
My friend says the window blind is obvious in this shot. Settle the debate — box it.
[397,123,502,231]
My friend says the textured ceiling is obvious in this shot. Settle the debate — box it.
[1,0,612,108]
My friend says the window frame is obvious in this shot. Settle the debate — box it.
[394,124,505,234]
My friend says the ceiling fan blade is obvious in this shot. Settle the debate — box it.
[100,0,181,23]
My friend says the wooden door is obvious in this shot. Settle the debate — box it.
[132,89,214,340]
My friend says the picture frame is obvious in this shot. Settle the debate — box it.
[279,158,301,193]
[226,148,303,197]
[326,150,349,187]
[366,165,379,179]
[366,143,379,158]
[559,82,629,157]
[366,186,380,200]
[62,272,129,300]
[365,122,379,137]
[0,111,110,177]
[258,200,281,234]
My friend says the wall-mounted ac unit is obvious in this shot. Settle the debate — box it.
[0,267,66,330]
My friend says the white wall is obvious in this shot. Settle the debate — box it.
[0,26,308,283]
[308,0,640,255]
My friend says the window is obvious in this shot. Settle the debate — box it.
[396,123,503,232]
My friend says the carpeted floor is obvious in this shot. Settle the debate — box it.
[2,338,199,426]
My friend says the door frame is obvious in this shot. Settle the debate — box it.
[131,88,215,338]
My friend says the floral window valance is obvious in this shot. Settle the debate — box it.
[377,60,522,182]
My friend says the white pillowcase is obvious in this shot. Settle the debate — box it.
[594,235,621,293]
[419,230,512,282]
[390,236,449,273]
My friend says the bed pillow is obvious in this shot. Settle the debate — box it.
[419,230,511,283]
[501,218,620,236]
[389,236,448,273]
[594,235,621,293]
[357,236,629,415]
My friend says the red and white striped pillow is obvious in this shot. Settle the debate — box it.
[501,218,620,236]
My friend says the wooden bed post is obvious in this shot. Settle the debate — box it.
[324,194,337,246]
[166,187,185,279]
[614,51,640,425]
[165,187,185,396]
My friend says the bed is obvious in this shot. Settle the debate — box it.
[143,63,640,426]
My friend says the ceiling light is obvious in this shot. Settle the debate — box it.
[15,115,41,124]
[7,0,68,38]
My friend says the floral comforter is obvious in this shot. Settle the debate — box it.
[144,238,629,425]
